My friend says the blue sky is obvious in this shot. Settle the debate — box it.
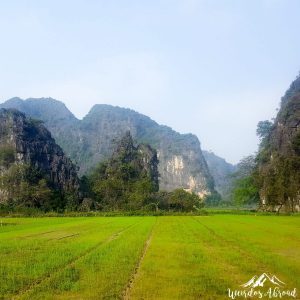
[1,0,300,164]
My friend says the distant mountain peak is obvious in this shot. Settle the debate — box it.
[85,103,157,125]
[1,97,77,122]
[6,96,63,104]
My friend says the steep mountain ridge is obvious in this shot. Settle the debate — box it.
[1,97,78,124]
[0,98,214,196]
[0,109,79,207]
[257,75,300,211]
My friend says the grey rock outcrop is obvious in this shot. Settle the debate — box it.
[0,108,79,192]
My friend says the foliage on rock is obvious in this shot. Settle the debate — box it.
[0,109,80,211]
[89,132,159,210]
[255,75,300,212]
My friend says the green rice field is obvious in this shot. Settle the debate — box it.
[0,215,299,299]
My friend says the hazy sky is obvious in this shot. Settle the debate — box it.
[1,0,300,164]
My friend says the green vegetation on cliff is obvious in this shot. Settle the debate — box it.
[255,76,300,212]
[88,132,159,210]
[0,109,80,212]
[231,74,300,212]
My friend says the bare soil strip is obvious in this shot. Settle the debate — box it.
[121,218,157,300]
[13,221,141,300]
[53,233,80,240]
[22,231,56,238]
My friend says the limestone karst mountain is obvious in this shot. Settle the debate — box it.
[256,74,300,211]
[0,108,80,208]
[0,98,215,197]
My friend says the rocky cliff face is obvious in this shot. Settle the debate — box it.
[0,98,81,166]
[257,75,300,211]
[0,99,214,196]
[272,76,300,156]
[202,150,236,200]
[155,134,213,197]
[0,108,79,193]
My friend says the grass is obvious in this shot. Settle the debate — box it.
[0,215,299,299]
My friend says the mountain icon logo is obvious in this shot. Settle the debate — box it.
[240,273,286,288]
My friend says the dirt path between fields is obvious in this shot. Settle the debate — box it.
[121,217,158,300]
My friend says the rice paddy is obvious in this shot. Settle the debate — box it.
[0,215,299,299]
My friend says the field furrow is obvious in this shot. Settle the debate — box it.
[122,217,157,300]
